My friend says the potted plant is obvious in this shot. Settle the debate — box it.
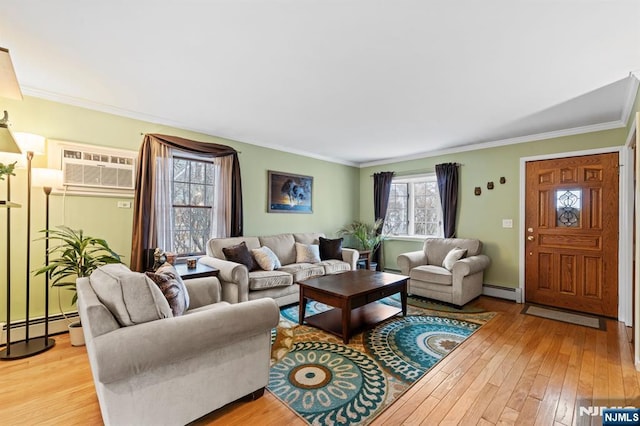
[338,219,386,269]
[0,161,16,181]
[34,225,122,346]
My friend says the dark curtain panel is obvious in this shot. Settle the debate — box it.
[372,171,395,271]
[435,162,459,238]
[130,134,243,271]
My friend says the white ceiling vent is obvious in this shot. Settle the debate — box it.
[48,140,138,197]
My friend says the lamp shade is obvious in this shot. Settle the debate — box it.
[14,132,45,155]
[0,47,22,100]
[0,111,21,154]
[32,168,63,189]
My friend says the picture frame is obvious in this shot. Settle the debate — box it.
[267,170,313,213]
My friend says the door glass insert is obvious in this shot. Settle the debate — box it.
[556,189,581,227]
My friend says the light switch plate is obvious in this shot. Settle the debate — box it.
[502,219,513,228]
[117,201,131,209]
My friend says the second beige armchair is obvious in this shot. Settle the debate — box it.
[397,237,490,307]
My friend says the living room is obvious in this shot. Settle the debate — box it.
[2,2,640,425]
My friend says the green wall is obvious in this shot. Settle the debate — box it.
[1,87,635,322]
[0,96,359,321]
[360,127,629,288]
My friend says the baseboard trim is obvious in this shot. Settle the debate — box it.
[0,312,79,345]
[482,284,522,303]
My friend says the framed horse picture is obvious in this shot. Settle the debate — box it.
[267,170,313,213]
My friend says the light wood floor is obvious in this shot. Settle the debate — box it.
[1,296,638,425]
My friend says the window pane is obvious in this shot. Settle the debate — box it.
[173,182,189,205]
[384,183,409,235]
[190,161,206,184]
[190,184,206,206]
[173,158,189,183]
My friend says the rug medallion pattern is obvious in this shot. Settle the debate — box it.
[269,297,495,425]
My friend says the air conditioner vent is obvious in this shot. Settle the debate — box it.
[48,140,138,197]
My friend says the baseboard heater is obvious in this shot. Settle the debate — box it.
[483,284,522,303]
[0,311,79,346]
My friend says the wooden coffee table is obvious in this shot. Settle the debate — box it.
[298,270,408,343]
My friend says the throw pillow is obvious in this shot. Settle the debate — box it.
[251,246,282,271]
[222,241,258,271]
[319,237,343,260]
[295,242,321,263]
[89,263,173,326]
[145,262,190,316]
[442,247,467,271]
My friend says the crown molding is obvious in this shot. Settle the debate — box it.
[21,86,359,167]
[359,120,626,168]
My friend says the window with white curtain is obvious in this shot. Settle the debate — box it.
[171,155,218,256]
[383,174,443,237]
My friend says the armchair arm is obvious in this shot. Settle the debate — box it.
[396,250,428,275]
[90,298,279,384]
[199,256,249,302]
[341,248,359,270]
[451,254,491,277]
[184,277,221,309]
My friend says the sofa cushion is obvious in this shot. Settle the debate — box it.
[295,242,321,263]
[248,270,293,290]
[207,236,261,260]
[319,259,351,275]
[252,246,282,271]
[90,263,173,326]
[145,262,190,316]
[222,241,259,271]
[259,234,296,266]
[279,263,325,282]
[410,265,453,285]
[319,237,343,261]
[442,247,467,271]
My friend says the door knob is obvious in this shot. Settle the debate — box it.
[527,228,533,233]
[527,236,535,241]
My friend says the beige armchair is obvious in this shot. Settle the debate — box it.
[77,264,279,426]
[397,238,490,307]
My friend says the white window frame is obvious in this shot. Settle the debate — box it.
[170,152,219,257]
[385,174,443,238]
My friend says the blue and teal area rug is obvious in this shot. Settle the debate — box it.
[268,298,495,425]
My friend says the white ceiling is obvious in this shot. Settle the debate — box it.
[1,1,639,167]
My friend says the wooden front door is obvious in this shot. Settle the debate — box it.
[525,153,619,317]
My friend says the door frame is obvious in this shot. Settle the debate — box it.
[519,145,633,325]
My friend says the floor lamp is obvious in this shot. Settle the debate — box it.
[0,114,23,360]
[32,168,63,351]
[0,133,52,359]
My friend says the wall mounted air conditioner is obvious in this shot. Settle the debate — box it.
[48,140,138,197]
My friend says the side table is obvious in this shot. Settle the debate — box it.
[356,250,371,270]
[174,262,219,280]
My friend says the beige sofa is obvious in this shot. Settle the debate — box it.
[77,264,279,426]
[200,232,359,306]
[397,238,490,307]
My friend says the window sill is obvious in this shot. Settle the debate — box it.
[384,235,433,242]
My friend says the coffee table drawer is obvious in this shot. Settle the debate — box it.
[366,285,401,303]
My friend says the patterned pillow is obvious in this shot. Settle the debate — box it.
[295,242,321,263]
[442,247,467,271]
[222,241,259,271]
[251,246,282,271]
[319,237,343,261]
[145,262,190,316]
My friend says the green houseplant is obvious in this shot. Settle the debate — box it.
[338,219,386,254]
[34,226,122,345]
